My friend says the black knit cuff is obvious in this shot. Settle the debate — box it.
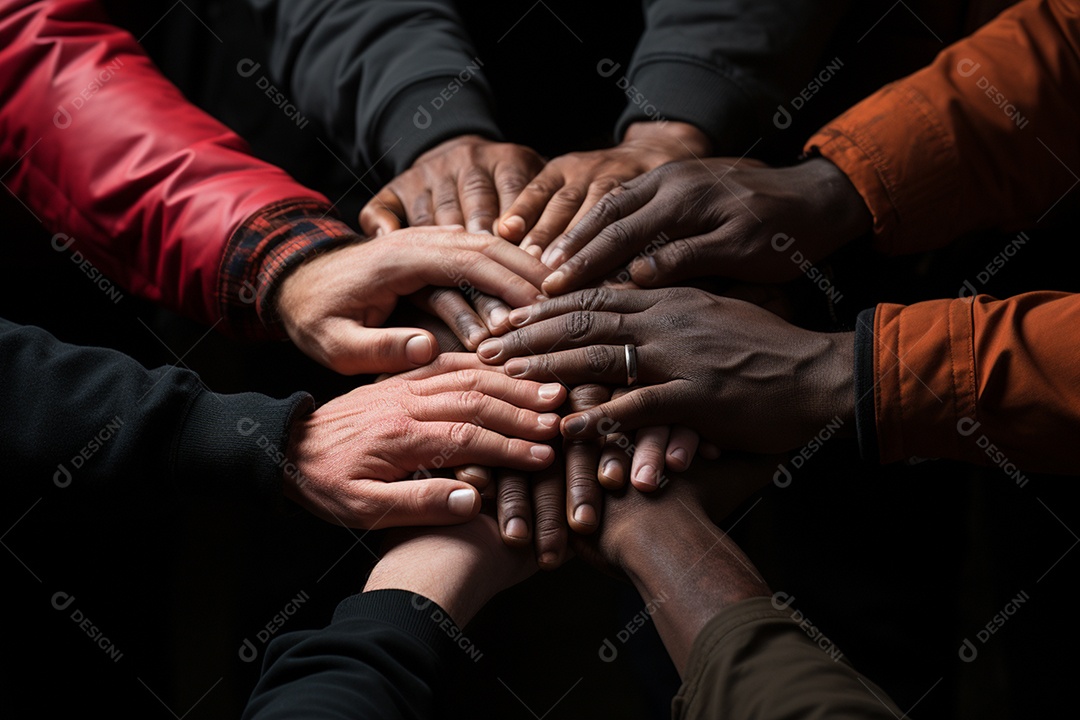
[373,78,503,180]
[333,590,460,662]
[173,389,314,505]
[854,307,879,463]
[614,59,755,155]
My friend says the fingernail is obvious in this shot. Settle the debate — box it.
[505,358,529,377]
[503,216,526,235]
[630,256,657,283]
[506,517,528,539]
[538,413,559,428]
[564,416,587,436]
[545,249,566,269]
[574,504,597,526]
[539,551,558,568]
[509,308,530,326]
[538,383,562,400]
[405,335,435,365]
[670,447,688,467]
[634,464,658,490]
[530,445,553,461]
[477,338,502,360]
[600,459,622,482]
[489,306,509,327]
[448,488,478,516]
[544,270,566,291]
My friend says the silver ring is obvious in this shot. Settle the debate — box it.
[624,344,638,386]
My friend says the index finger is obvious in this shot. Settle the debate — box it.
[505,287,663,329]
[360,186,406,237]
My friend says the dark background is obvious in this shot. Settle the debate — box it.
[2,1,1079,717]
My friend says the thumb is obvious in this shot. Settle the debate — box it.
[357,479,481,529]
[629,237,712,287]
[324,322,440,375]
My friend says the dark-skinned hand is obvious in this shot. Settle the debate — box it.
[477,287,855,454]
[539,157,872,296]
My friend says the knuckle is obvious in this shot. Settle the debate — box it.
[553,186,585,206]
[564,310,594,340]
[498,480,531,512]
[449,421,479,448]
[669,238,698,267]
[584,345,618,375]
[459,389,487,415]
[569,383,610,411]
[590,177,621,194]
[578,286,613,311]
[459,170,492,198]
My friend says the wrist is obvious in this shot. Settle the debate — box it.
[801,330,856,441]
[364,542,494,627]
[623,121,712,158]
[800,158,872,244]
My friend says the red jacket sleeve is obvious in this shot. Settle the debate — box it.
[0,0,358,335]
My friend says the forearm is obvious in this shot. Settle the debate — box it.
[249,0,501,178]
[0,0,335,330]
[616,507,769,675]
[621,0,850,152]
[0,317,310,502]
[808,0,1080,254]
[244,590,452,720]
[859,291,1080,472]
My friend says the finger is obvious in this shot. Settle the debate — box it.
[493,160,540,220]
[561,383,682,440]
[542,178,620,269]
[470,292,512,334]
[388,351,505,382]
[629,235,716,287]
[308,320,439,375]
[478,310,631,365]
[497,471,533,546]
[506,287,660,329]
[405,190,435,227]
[456,465,491,490]
[502,345,653,386]
[665,425,699,472]
[543,199,671,296]
[598,434,630,489]
[425,246,546,310]
[547,176,654,262]
[528,183,590,260]
[412,287,489,350]
[359,187,407,237]
[532,458,568,569]
[629,425,669,492]
[344,478,481,529]
[410,368,567,412]
[565,384,608,534]
[470,235,553,290]
[413,392,562,441]
[422,421,557,470]
[432,179,465,227]
[499,172,561,244]
[458,167,500,234]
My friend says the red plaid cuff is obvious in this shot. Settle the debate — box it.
[218,199,361,339]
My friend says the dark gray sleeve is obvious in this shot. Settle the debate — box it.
[0,317,312,503]
[673,597,901,719]
[618,0,851,154]
[244,0,502,179]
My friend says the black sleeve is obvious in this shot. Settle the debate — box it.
[244,0,502,180]
[243,589,458,720]
[1,317,312,503]
[618,0,851,154]
[854,307,879,463]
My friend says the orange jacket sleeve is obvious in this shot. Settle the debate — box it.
[813,0,1080,471]
[807,0,1080,255]
[858,293,1080,473]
